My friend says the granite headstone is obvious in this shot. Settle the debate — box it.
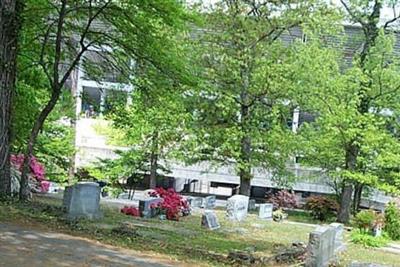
[201,210,220,230]
[63,182,102,220]
[330,223,346,252]
[259,203,273,220]
[226,195,249,221]
[139,197,163,218]
[204,195,217,209]
[305,225,336,267]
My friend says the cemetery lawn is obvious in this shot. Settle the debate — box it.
[0,196,399,267]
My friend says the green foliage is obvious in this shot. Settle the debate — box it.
[305,196,339,221]
[350,229,389,248]
[353,210,381,233]
[384,202,400,240]
[184,0,339,188]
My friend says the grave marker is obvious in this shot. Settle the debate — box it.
[226,195,249,221]
[63,182,102,220]
[259,203,273,220]
[201,210,220,230]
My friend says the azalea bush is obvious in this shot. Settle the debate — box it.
[268,190,298,210]
[305,195,339,221]
[149,187,189,221]
[10,154,49,193]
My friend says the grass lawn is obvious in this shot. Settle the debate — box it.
[0,195,399,266]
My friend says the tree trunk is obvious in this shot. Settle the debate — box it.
[239,101,252,196]
[353,183,363,214]
[149,131,159,189]
[149,151,158,189]
[0,0,21,196]
[68,118,76,185]
[337,182,353,223]
[337,145,358,223]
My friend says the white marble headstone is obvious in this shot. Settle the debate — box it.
[226,195,249,221]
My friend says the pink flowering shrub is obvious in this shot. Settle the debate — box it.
[268,190,298,210]
[121,206,140,217]
[10,154,48,192]
[149,188,189,221]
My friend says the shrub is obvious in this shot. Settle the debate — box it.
[305,196,339,221]
[149,188,189,221]
[121,206,140,217]
[350,229,389,248]
[384,202,400,240]
[353,210,382,233]
[268,190,298,209]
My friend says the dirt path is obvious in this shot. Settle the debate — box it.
[0,223,180,267]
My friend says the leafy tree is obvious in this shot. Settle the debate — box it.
[297,0,400,223]
[16,0,191,199]
[184,0,337,195]
[105,63,190,189]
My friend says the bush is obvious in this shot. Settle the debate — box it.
[121,206,140,217]
[384,202,400,240]
[350,229,389,248]
[353,210,378,232]
[149,188,189,221]
[305,196,338,221]
[268,190,298,209]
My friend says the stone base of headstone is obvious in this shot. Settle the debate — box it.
[63,182,102,220]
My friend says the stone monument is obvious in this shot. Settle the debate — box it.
[63,182,102,220]
[305,225,336,267]
[226,194,249,221]
[259,203,273,220]
[201,210,220,230]
[139,197,163,218]
[204,195,217,209]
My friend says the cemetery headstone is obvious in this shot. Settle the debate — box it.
[305,225,336,267]
[63,182,102,220]
[204,195,217,209]
[248,199,256,211]
[201,210,220,230]
[190,197,204,209]
[139,197,163,218]
[330,223,346,252]
[226,195,249,221]
[259,203,273,220]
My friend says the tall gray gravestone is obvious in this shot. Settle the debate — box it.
[226,195,249,221]
[63,182,102,220]
[305,225,336,267]
[259,203,273,220]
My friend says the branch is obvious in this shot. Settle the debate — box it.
[340,0,366,27]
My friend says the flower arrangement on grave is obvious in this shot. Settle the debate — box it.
[149,187,189,221]
[273,209,287,222]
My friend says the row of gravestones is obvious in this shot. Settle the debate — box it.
[202,195,274,230]
[62,184,273,224]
